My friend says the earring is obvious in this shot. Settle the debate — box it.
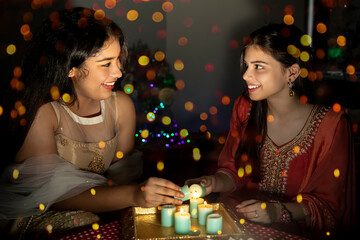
[288,81,294,97]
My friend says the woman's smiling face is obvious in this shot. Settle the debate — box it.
[242,45,290,102]
[70,36,123,102]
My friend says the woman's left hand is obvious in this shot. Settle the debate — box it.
[236,199,272,224]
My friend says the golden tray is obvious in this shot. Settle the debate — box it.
[131,203,254,240]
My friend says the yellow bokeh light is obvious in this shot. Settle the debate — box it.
[184,101,194,111]
[39,203,45,211]
[157,161,164,172]
[162,1,174,12]
[174,59,184,71]
[179,129,189,138]
[300,34,312,47]
[124,83,134,94]
[98,141,106,149]
[7,44,16,55]
[267,114,274,122]
[217,230,222,235]
[94,9,105,20]
[50,86,60,101]
[97,234,101,239]
[193,153,201,161]
[283,14,294,25]
[141,129,149,138]
[200,112,208,120]
[261,202,267,210]
[238,168,245,178]
[346,65,355,75]
[292,48,301,58]
[12,169,19,180]
[334,169,340,178]
[245,164,252,175]
[46,224,53,234]
[18,105,26,116]
[0,106,3,116]
[62,93,71,103]
[193,148,200,154]
[138,55,150,66]
[326,231,331,236]
[300,68,308,78]
[239,218,245,224]
[92,222,100,231]
[221,96,230,105]
[296,194,303,203]
[337,35,346,47]
[20,24,30,36]
[161,116,171,125]
[127,10,138,21]
[90,188,96,195]
[316,22,327,34]
[146,112,156,122]
[287,45,297,55]
[152,12,164,23]
[116,151,124,159]
[154,51,165,62]
[176,79,185,90]
[300,51,310,62]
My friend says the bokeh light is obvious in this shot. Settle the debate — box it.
[200,112,208,120]
[105,0,116,9]
[183,17,194,27]
[154,51,165,62]
[179,129,189,138]
[300,68,308,78]
[124,83,134,94]
[127,10,139,21]
[12,168,19,180]
[300,51,310,62]
[316,22,327,34]
[146,69,156,81]
[176,79,185,90]
[205,63,214,72]
[90,188,96,195]
[178,36,188,46]
[39,203,45,211]
[6,44,16,55]
[152,12,163,23]
[141,129,149,138]
[334,168,340,178]
[161,116,171,125]
[346,65,355,75]
[46,224,53,234]
[138,55,150,66]
[261,202,267,210]
[293,145,300,154]
[316,49,326,59]
[332,103,341,112]
[238,168,245,178]
[116,151,124,159]
[184,101,194,111]
[162,1,174,12]
[300,34,312,46]
[283,14,294,25]
[267,114,274,122]
[218,136,226,144]
[174,59,184,71]
[209,106,217,115]
[337,35,346,47]
[92,222,100,231]
[300,95,308,104]
[98,141,105,149]
[296,194,303,203]
[157,161,164,171]
[62,93,71,103]
[221,96,230,105]
[245,164,252,175]
[240,218,245,224]
[146,112,156,122]
[94,9,105,20]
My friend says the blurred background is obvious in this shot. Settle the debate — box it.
[0,0,359,213]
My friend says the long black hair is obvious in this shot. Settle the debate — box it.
[236,23,314,181]
[0,7,127,162]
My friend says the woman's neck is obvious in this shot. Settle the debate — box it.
[266,95,310,121]
[68,97,101,118]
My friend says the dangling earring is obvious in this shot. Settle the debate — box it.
[288,81,294,97]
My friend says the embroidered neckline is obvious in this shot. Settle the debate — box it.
[259,105,329,196]
[61,100,105,125]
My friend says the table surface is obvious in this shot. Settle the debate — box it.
[60,207,309,240]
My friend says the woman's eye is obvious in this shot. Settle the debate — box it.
[102,62,111,67]
[255,64,264,70]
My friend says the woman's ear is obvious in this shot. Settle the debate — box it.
[288,64,300,82]
[68,68,76,78]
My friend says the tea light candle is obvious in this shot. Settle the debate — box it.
[198,201,213,225]
[161,205,176,227]
[206,214,223,235]
[176,204,189,213]
[189,193,204,218]
[189,184,206,198]
[174,208,191,234]
[175,185,190,201]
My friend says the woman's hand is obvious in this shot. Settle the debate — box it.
[184,175,216,196]
[134,177,184,208]
[236,199,278,224]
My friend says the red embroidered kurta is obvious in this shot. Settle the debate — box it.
[217,95,356,237]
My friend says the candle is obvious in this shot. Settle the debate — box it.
[176,204,189,213]
[189,184,206,198]
[175,185,190,201]
[189,192,204,218]
[206,214,223,235]
[174,208,191,234]
[161,205,176,227]
[198,201,213,225]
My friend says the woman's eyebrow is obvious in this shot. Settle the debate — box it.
[96,57,117,62]
[249,60,269,65]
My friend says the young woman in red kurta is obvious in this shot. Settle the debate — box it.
[186,23,355,239]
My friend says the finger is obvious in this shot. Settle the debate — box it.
[153,185,184,199]
[237,199,259,209]
[150,177,182,192]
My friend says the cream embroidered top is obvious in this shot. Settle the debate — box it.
[50,92,119,173]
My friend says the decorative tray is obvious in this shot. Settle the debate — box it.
[131,203,253,240]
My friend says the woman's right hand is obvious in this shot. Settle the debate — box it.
[184,175,216,196]
[134,177,184,208]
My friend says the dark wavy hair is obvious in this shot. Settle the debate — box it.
[0,7,127,161]
[236,23,314,181]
